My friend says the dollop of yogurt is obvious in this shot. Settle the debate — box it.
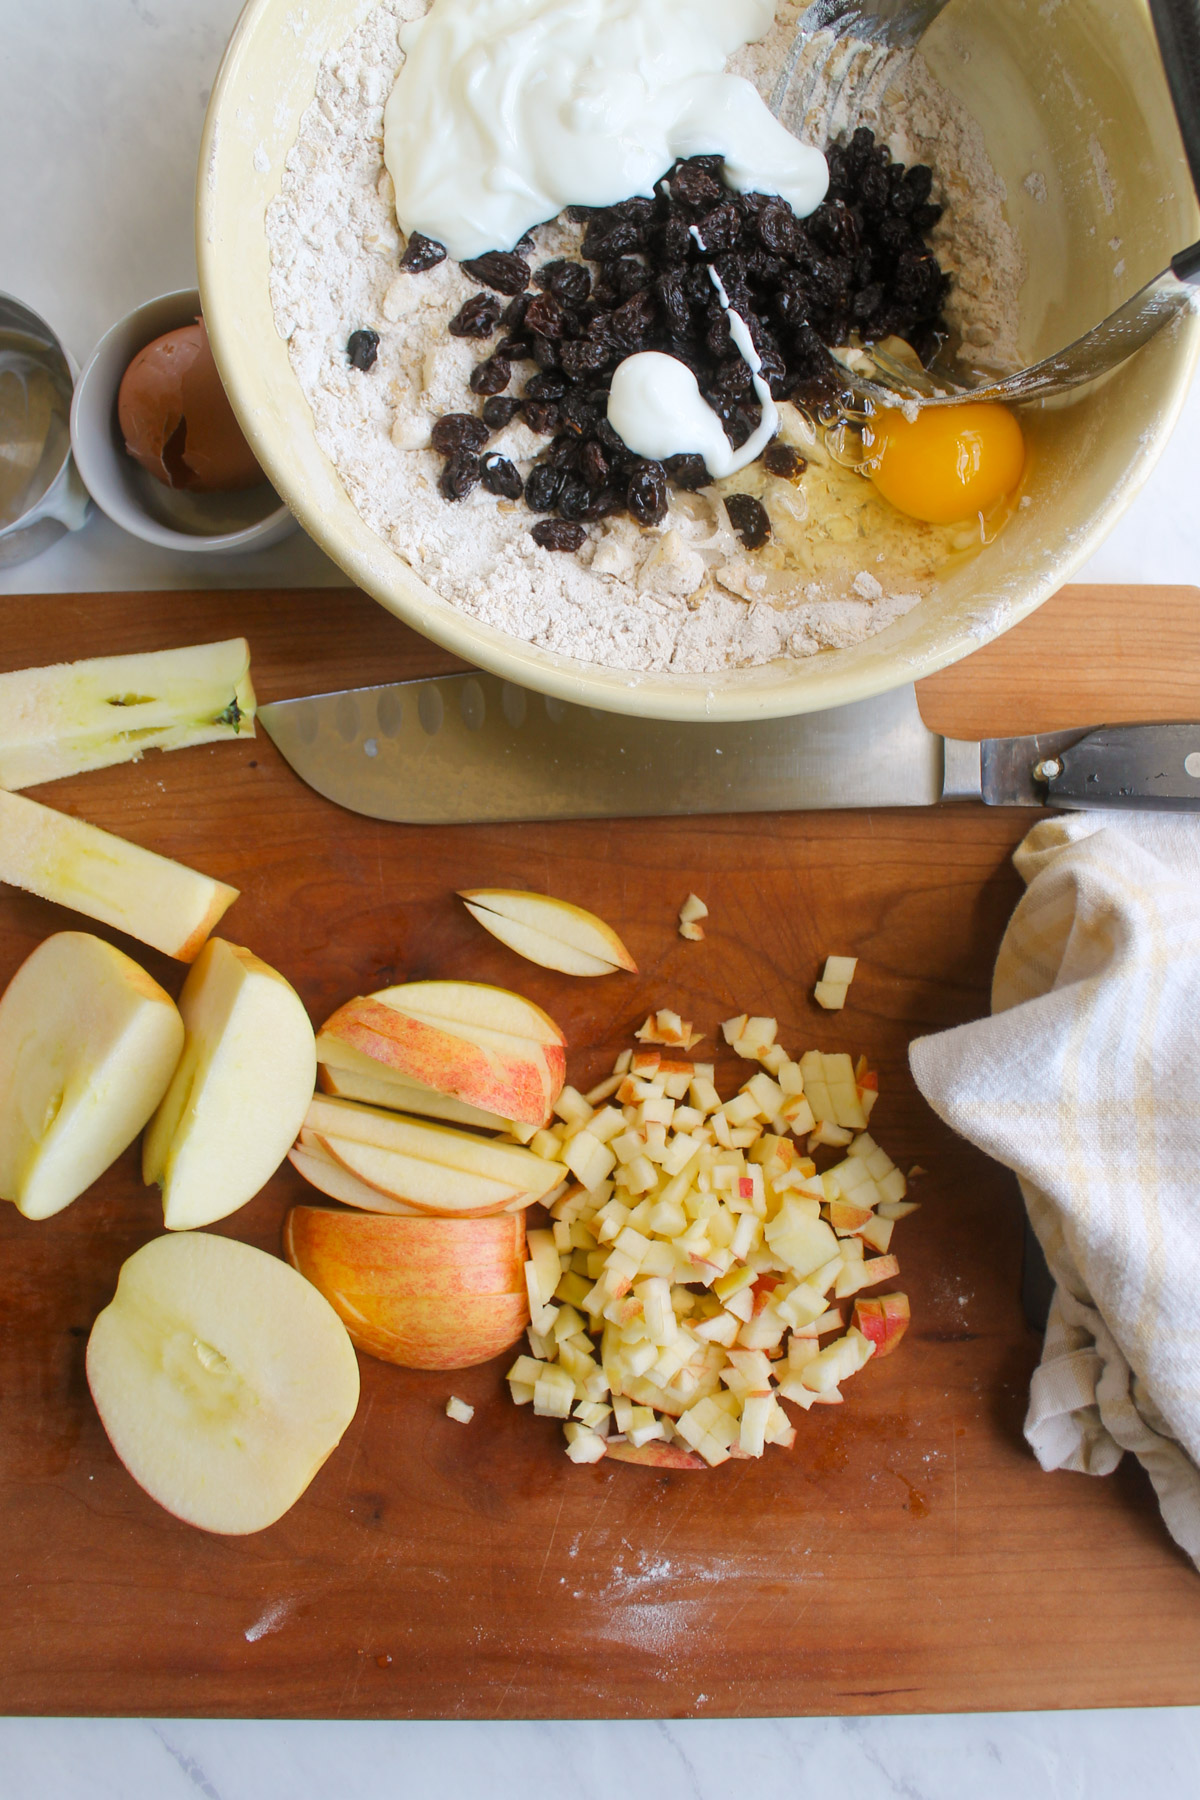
[384,0,829,260]
[607,258,779,477]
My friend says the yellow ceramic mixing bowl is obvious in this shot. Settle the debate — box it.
[197,0,1200,721]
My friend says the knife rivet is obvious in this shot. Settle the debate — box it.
[363,737,378,758]
[1185,751,1200,779]
[1033,757,1062,783]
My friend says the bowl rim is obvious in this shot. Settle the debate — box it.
[196,0,1200,719]
[69,285,296,555]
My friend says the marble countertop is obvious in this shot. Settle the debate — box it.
[3,2,1199,1790]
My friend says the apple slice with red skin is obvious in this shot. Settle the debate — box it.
[314,1133,524,1215]
[316,1057,512,1131]
[605,1440,705,1470]
[303,1093,566,1200]
[852,1291,910,1357]
[319,995,562,1128]
[458,889,638,978]
[283,1205,528,1369]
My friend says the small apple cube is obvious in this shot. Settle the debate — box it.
[853,1292,911,1357]
[445,1396,474,1424]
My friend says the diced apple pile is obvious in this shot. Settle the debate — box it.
[505,1014,914,1469]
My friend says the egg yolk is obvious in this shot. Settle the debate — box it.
[866,401,1025,525]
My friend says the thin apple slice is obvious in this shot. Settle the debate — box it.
[143,938,316,1229]
[605,1440,705,1470]
[0,789,238,963]
[319,995,559,1127]
[0,638,255,790]
[303,1093,567,1199]
[284,1206,528,1368]
[459,889,637,976]
[288,1141,427,1216]
[87,1231,359,1535]
[372,979,566,1047]
[316,1056,512,1130]
[316,1133,524,1215]
[0,932,184,1220]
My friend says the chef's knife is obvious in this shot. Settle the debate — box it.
[257,673,1200,825]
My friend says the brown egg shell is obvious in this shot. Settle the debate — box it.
[117,320,263,493]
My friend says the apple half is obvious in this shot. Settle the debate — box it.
[459,889,637,977]
[0,932,184,1220]
[318,979,566,1127]
[143,938,317,1229]
[87,1231,360,1535]
[284,1204,529,1368]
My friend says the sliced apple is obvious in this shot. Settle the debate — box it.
[283,1204,528,1368]
[0,789,238,963]
[605,1440,705,1470]
[288,1140,428,1216]
[319,993,562,1127]
[0,931,184,1220]
[315,1133,524,1215]
[143,938,316,1229]
[372,979,567,1047]
[87,1231,359,1534]
[316,1054,513,1130]
[303,1093,567,1200]
[459,889,637,977]
[0,638,256,790]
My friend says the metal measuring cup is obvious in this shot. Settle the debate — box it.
[0,293,91,568]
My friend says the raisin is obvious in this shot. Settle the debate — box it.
[580,439,610,489]
[522,399,561,436]
[469,355,512,395]
[525,463,565,511]
[613,257,652,298]
[449,293,502,338]
[439,452,481,501]
[459,250,532,295]
[524,291,566,339]
[536,259,592,307]
[399,232,447,273]
[696,202,742,254]
[657,271,692,338]
[560,339,611,380]
[558,393,599,438]
[724,493,771,549]
[481,453,523,500]
[670,161,722,209]
[611,289,657,350]
[530,332,559,370]
[757,204,801,260]
[531,519,586,552]
[556,473,592,520]
[481,395,521,429]
[496,335,533,361]
[664,452,709,490]
[762,443,807,481]
[584,486,625,520]
[627,460,668,527]
[346,328,380,372]
[500,292,532,330]
[430,413,489,456]
[524,371,568,400]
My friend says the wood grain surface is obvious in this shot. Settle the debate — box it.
[1,582,1198,1721]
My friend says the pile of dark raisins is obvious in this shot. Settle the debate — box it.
[398,129,950,549]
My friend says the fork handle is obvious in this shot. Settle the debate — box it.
[1149,0,1200,202]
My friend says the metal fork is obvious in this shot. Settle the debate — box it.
[774,0,1200,408]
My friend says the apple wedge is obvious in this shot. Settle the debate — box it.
[289,1139,428,1216]
[320,981,565,1127]
[316,1052,513,1131]
[284,1204,528,1368]
[0,638,255,790]
[374,980,567,1047]
[314,1133,525,1215]
[0,932,184,1220]
[87,1231,359,1535]
[143,938,316,1229]
[605,1440,705,1470]
[303,1093,567,1201]
[459,889,637,977]
[0,789,238,963]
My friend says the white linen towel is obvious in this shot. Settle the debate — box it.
[909,812,1200,1567]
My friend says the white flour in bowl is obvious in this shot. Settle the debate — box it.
[266,0,1024,676]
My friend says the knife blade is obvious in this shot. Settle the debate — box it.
[257,672,1200,825]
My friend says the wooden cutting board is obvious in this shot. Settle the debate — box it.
[2,582,1199,1721]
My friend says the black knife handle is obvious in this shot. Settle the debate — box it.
[1149,0,1200,202]
[1043,722,1200,809]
